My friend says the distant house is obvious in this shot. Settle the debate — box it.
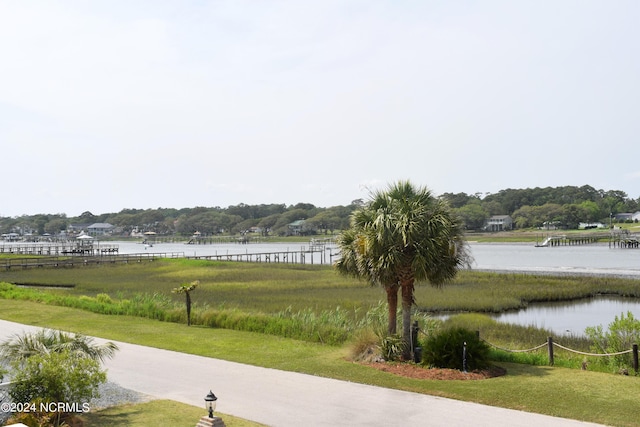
[615,212,640,222]
[288,220,308,236]
[1,232,20,241]
[484,215,513,232]
[87,223,115,236]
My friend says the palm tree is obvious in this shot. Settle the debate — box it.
[336,209,401,335]
[0,329,118,365]
[336,181,471,359]
[172,280,200,326]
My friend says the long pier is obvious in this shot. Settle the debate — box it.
[187,248,333,265]
[536,233,606,247]
[0,243,119,256]
[0,239,339,269]
[1,252,184,270]
[535,231,640,248]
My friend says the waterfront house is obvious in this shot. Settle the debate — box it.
[483,215,513,232]
[87,223,115,236]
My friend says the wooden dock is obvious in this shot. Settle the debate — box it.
[1,248,335,270]
[186,236,265,245]
[187,248,332,265]
[535,231,640,248]
[1,238,339,270]
[536,233,607,247]
[2,253,184,270]
[609,231,640,248]
[0,243,119,256]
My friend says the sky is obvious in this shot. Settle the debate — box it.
[1,1,639,217]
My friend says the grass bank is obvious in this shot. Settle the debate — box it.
[1,260,638,363]
[0,300,638,427]
[1,260,639,425]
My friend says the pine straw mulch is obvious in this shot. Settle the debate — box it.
[362,361,507,380]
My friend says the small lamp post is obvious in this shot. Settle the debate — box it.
[462,341,468,373]
[205,390,217,418]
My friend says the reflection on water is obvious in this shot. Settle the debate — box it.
[490,296,640,337]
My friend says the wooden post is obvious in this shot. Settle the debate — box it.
[547,337,554,366]
[633,344,639,373]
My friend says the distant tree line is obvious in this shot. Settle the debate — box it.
[442,185,639,230]
[1,185,638,237]
[0,201,365,238]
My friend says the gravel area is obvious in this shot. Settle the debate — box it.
[89,381,156,410]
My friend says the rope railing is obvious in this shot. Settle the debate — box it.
[411,324,638,371]
[480,339,547,353]
[552,342,633,357]
[480,334,639,371]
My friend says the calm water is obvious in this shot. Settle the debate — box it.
[468,242,640,277]
[490,297,639,337]
[112,240,640,335]
[113,240,640,274]
[469,243,640,335]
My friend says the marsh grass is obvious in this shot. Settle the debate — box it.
[418,271,640,312]
[4,261,639,313]
[1,260,639,364]
[0,282,386,345]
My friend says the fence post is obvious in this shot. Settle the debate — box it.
[633,344,638,373]
[547,337,554,366]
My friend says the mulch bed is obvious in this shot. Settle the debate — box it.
[363,362,507,380]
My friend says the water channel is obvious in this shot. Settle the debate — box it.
[113,240,640,336]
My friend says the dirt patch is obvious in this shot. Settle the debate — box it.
[363,362,506,380]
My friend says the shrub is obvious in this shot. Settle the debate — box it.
[585,311,640,371]
[379,334,406,361]
[422,327,490,371]
[348,328,380,361]
[96,293,113,304]
[9,350,106,426]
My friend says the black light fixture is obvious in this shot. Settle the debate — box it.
[205,390,218,418]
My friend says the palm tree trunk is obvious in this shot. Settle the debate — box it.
[400,269,415,360]
[385,283,399,335]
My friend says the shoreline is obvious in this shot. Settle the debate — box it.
[470,266,640,279]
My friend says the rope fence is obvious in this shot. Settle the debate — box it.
[551,342,632,357]
[410,322,638,372]
[482,341,548,353]
[480,333,639,371]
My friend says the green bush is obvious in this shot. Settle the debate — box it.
[96,293,113,304]
[422,327,490,371]
[585,311,640,372]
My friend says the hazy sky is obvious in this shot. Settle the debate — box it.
[2,1,639,217]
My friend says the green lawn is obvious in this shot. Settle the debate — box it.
[0,299,638,427]
[82,400,266,427]
[1,259,639,426]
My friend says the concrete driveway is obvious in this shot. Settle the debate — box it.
[0,319,606,427]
